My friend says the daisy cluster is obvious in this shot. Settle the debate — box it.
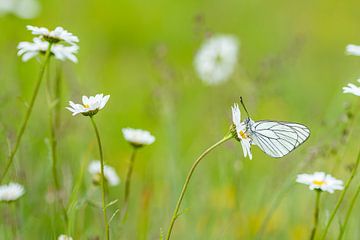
[17,25,79,63]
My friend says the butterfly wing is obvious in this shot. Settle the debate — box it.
[249,120,310,158]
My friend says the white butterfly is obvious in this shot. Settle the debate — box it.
[232,100,310,159]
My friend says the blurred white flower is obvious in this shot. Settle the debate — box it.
[194,35,239,85]
[0,0,40,19]
[296,172,344,193]
[27,25,79,45]
[51,44,79,63]
[66,94,110,116]
[57,235,73,240]
[231,104,252,160]
[122,128,155,147]
[17,37,79,63]
[88,160,120,186]
[343,79,360,96]
[346,44,360,56]
[0,182,25,202]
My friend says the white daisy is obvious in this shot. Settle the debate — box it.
[66,94,110,117]
[0,0,40,19]
[51,44,79,63]
[0,182,25,202]
[346,44,360,56]
[88,160,120,186]
[57,235,73,240]
[27,25,79,45]
[122,128,155,147]
[296,172,344,193]
[343,79,360,96]
[231,104,253,160]
[194,35,239,85]
[17,37,79,63]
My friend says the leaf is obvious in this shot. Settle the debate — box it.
[106,199,119,209]
[109,209,120,224]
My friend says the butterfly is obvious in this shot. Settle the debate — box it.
[232,97,310,158]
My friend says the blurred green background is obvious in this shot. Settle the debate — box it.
[1,0,360,239]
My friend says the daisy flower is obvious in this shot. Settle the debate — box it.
[122,128,155,147]
[66,94,110,116]
[296,172,344,193]
[0,182,25,202]
[17,37,79,63]
[343,79,360,96]
[88,160,120,186]
[57,235,73,240]
[0,0,40,19]
[194,34,239,85]
[27,25,79,45]
[346,44,360,56]
[231,104,253,160]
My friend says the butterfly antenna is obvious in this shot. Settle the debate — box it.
[240,96,251,118]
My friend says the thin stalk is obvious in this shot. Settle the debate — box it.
[90,116,110,240]
[165,133,233,240]
[310,191,321,240]
[121,147,138,222]
[338,182,360,239]
[45,62,69,225]
[0,43,53,183]
[320,149,360,240]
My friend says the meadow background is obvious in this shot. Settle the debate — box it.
[1,0,360,239]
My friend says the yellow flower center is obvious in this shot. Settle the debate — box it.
[312,180,325,186]
[239,130,247,139]
[84,104,90,108]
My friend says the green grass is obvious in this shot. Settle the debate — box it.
[1,0,360,239]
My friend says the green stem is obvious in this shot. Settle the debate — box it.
[320,149,360,240]
[45,62,69,226]
[0,43,53,183]
[310,191,321,240]
[165,133,233,240]
[338,182,360,239]
[90,116,110,240]
[121,147,138,222]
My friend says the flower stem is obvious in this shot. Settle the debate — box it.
[165,133,233,240]
[90,116,110,240]
[0,43,53,183]
[319,148,360,240]
[45,62,68,225]
[121,147,138,222]
[310,190,321,240]
[338,180,360,239]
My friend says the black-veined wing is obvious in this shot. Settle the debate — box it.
[249,120,310,158]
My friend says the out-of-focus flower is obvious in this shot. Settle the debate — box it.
[57,235,73,240]
[27,25,79,45]
[296,172,344,193]
[17,37,79,62]
[194,35,239,85]
[122,128,155,148]
[66,94,110,116]
[0,182,25,202]
[0,0,40,19]
[88,160,120,186]
[231,104,253,160]
[343,79,360,96]
[346,44,360,56]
